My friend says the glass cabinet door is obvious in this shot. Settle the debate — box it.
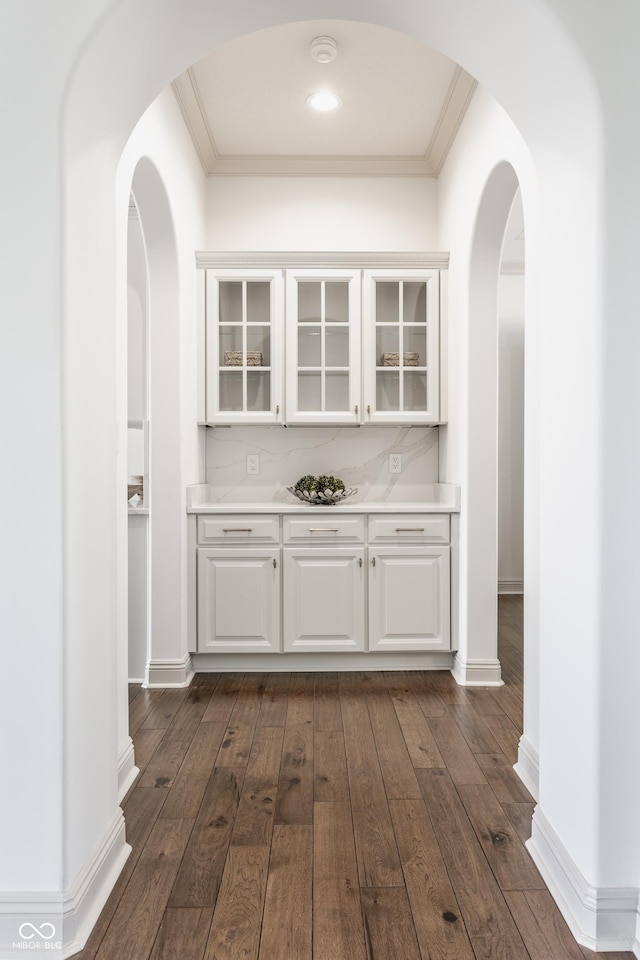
[285,270,361,424]
[205,270,282,423]
[363,270,440,424]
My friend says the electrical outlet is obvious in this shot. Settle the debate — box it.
[389,453,402,473]
[246,454,260,475]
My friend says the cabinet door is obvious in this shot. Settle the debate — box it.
[205,269,283,424]
[369,546,450,651]
[197,548,280,652]
[283,547,365,651]
[363,270,440,424]
[285,269,361,424]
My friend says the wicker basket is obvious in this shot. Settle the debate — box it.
[224,351,263,366]
[381,352,419,367]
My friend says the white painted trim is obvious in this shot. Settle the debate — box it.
[514,735,539,800]
[144,653,194,688]
[500,259,525,275]
[62,809,130,958]
[527,808,640,955]
[192,651,454,672]
[117,737,139,803]
[451,654,503,686]
[0,811,130,958]
[195,251,450,270]
[498,578,524,594]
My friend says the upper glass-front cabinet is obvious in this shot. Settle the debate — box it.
[285,270,361,424]
[363,270,440,424]
[205,270,283,424]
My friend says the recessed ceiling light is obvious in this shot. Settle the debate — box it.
[307,91,341,112]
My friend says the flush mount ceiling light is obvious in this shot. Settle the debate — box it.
[306,91,342,112]
[310,36,338,64]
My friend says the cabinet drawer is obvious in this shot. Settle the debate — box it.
[198,514,279,544]
[283,515,365,543]
[368,514,450,543]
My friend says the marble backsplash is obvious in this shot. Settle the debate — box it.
[205,425,439,503]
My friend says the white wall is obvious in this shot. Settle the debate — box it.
[498,272,524,592]
[207,177,438,251]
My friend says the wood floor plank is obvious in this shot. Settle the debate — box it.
[313,672,343,731]
[482,715,521,762]
[256,672,290,727]
[504,889,586,960]
[130,728,166,777]
[400,670,450,717]
[286,672,315,725]
[258,825,312,960]
[340,679,404,887]
[313,802,366,960]
[129,688,166,736]
[275,720,314,824]
[138,738,191,790]
[314,729,349,802]
[94,818,195,960]
[501,802,537,845]
[447,702,505,755]
[385,672,433,725]
[365,689,422,799]
[232,725,284,845]
[149,907,213,960]
[476,753,534,804]
[397,719,446,769]
[201,674,243,724]
[140,688,189,731]
[159,721,226,820]
[204,846,269,960]
[389,798,475,960]
[461,687,509,716]
[417,768,531,959]
[487,684,524,729]
[169,767,243,908]
[456,782,544,891]
[360,888,422,960]
[426,717,487,785]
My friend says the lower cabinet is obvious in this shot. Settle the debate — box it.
[368,545,450,651]
[195,513,453,655]
[283,547,365,652]
[197,547,280,653]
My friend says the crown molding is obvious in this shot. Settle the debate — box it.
[427,68,478,176]
[195,251,450,270]
[501,260,525,275]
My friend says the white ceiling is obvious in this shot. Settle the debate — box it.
[172,20,477,177]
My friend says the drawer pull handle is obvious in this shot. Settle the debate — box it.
[355,404,359,415]
[273,558,277,568]
[372,557,376,567]
[395,527,425,533]
[309,527,339,533]
[367,404,371,415]
[223,528,253,533]
[358,557,363,567]
[276,404,280,415]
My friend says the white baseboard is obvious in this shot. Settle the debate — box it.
[498,579,524,595]
[513,734,539,800]
[0,811,130,958]
[117,737,139,803]
[145,653,194,687]
[191,651,455,672]
[527,807,640,955]
[451,654,503,686]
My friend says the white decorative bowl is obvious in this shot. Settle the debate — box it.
[287,486,358,505]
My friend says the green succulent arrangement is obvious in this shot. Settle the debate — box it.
[294,474,346,494]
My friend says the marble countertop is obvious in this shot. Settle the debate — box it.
[186,484,460,514]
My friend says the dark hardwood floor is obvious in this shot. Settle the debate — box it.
[76,597,634,959]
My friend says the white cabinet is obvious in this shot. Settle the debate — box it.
[285,269,361,424]
[283,546,365,652]
[368,545,450,651]
[193,508,453,657]
[204,269,283,424]
[197,255,447,426]
[363,270,440,424]
[197,547,280,653]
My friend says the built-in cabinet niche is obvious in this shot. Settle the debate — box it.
[196,253,448,428]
